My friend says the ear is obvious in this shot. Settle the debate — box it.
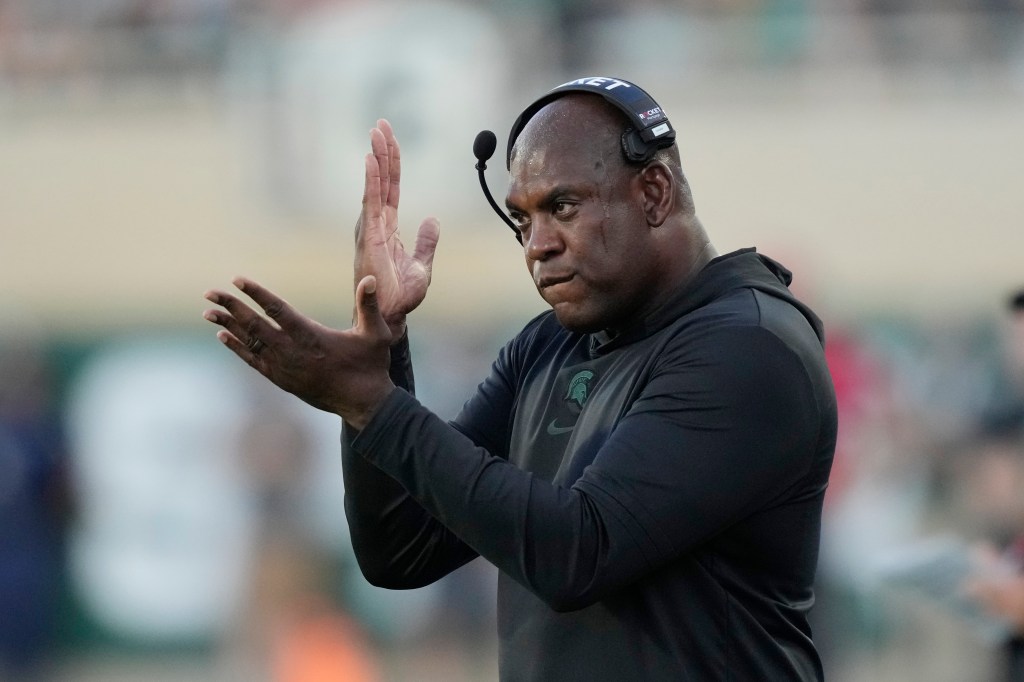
[638,161,675,228]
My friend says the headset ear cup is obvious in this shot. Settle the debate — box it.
[621,128,650,164]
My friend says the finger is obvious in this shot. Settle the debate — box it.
[378,118,401,212]
[361,153,385,245]
[213,328,264,368]
[231,277,306,335]
[203,287,280,347]
[370,127,390,207]
[203,293,273,370]
[354,275,392,342]
[412,217,441,269]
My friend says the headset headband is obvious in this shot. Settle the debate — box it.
[505,76,676,170]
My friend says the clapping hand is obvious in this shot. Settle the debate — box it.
[202,120,440,428]
[357,119,440,340]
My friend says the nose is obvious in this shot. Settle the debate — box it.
[524,216,564,261]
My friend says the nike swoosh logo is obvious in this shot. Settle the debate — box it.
[546,419,576,436]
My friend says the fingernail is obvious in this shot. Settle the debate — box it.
[203,311,216,322]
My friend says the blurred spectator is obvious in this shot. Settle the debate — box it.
[811,324,941,680]
[549,0,623,71]
[966,289,1024,682]
[0,340,74,681]
[967,531,1024,681]
[994,290,1024,427]
[225,389,380,682]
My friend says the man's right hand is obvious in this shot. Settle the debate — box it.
[354,119,440,341]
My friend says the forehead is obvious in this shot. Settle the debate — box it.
[507,97,624,198]
[505,145,615,208]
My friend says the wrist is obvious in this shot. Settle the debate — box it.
[383,314,407,343]
[339,381,396,432]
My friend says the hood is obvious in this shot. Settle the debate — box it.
[591,248,824,355]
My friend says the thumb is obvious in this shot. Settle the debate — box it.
[412,216,440,269]
[355,275,392,341]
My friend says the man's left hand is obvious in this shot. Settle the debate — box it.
[202,274,394,429]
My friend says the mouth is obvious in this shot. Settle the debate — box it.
[537,273,575,289]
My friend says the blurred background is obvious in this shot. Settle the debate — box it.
[2,0,1024,680]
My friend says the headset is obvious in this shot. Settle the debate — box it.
[473,76,677,243]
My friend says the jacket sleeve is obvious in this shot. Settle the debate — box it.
[341,332,479,588]
[350,325,829,611]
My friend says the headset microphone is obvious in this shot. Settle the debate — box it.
[473,130,522,244]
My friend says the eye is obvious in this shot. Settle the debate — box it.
[509,212,531,237]
[552,201,576,219]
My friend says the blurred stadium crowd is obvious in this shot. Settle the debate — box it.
[2,0,1024,85]
[2,1,1024,681]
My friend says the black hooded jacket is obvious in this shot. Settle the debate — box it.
[343,248,837,681]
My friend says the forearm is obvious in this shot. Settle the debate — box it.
[341,333,478,587]
[351,389,648,611]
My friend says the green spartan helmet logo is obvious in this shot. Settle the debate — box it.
[565,370,595,411]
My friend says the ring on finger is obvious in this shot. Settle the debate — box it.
[246,336,267,355]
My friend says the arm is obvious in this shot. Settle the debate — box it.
[340,332,480,588]
[965,544,1024,635]
[341,329,523,587]
[969,575,1024,634]
[338,120,479,585]
[351,326,827,611]
[203,120,467,585]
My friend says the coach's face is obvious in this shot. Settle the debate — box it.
[506,96,670,334]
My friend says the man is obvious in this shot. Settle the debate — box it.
[204,78,837,680]
[965,289,1024,681]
